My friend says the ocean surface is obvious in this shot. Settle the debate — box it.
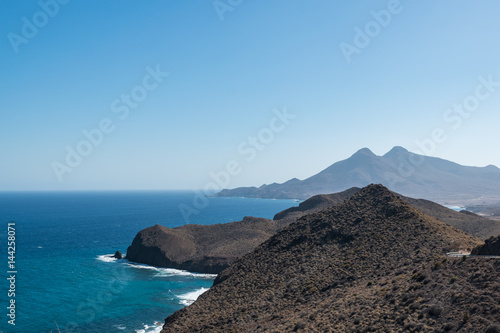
[0,191,297,332]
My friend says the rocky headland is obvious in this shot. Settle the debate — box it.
[126,216,278,274]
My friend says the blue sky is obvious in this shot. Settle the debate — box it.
[1,0,500,191]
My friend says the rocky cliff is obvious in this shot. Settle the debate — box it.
[126,216,277,274]
[471,235,500,255]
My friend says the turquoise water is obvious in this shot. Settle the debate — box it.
[0,191,296,332]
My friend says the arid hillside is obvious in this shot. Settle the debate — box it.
[162,185,499,333]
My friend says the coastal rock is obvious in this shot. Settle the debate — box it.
[126,217,277,274]
[161,185,500,333]
[113,251,122,259]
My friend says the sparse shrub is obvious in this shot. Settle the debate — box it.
[485,324,500,333]
[428,304,443,317]
[443,322,454,331]
[293,321,306,331]
[463,311,470,323]
[451,276,458,283]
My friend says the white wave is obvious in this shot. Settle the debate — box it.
[125,262,159,271]
[135,322,163,333]
[177,287,209,306]
[154,268,217,279]
[125,262,217,278]
[96,254,119,262]
[444,205,465,211]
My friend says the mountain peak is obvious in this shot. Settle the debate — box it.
[383,146,409,157]
[352,147,376,157]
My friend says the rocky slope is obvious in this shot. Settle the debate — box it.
[161,185,500,333]
[214,146,500,203]
[275,188,500,240]
[472,235,500,255]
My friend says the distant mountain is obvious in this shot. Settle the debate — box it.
[214,146,500,203]
[161,185,500,332]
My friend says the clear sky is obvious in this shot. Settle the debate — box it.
[1,0,500,191]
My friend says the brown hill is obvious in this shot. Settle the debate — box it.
[274,188,500,240]
[402,197,500,240]
[161,185,500,333]
[273,187,360,224]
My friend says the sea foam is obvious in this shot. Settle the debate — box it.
[125,262,217,278]
[96,254,119,262]
[135,322,163,333]
[177,287,209,306]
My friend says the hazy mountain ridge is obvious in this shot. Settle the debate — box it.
[214,146,500,203]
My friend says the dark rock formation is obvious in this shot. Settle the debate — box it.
[113,251,122,259]
[161,184,499,333]
[471,235,500,255]
[214,146,500,203]
[126,217,277,274]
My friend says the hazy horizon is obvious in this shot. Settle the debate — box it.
[2,1,500,191]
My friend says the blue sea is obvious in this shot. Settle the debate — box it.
[0,191,297,332]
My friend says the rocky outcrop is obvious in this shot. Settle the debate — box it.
[113,251,122,259]
[126,217,277,274]
[161,185,500,333]
[471,235,500,255]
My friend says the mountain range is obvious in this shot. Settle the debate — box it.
[214,146,500,204]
